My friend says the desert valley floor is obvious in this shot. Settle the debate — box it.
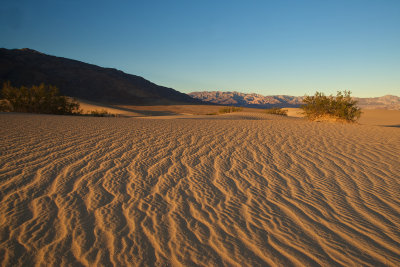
[0,112,399,266]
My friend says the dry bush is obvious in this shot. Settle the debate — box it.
[218,106,243,114]
[265,108,288,116]
[1,81,80,115]
[301,91,361,122]
[88,109,114,117]
[0,99,12,112]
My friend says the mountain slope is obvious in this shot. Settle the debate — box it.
[189,91,303,108]
[0,48,200,105]
[189,91,400,109]
[355,95,400,110]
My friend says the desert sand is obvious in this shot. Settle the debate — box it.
[357,109,400,127]
[79,99,400,127]
[78,99,239,117]
[285,108,400,127]
[77,100,142,117]
[1,112,399,266]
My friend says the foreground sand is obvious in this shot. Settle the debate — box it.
[285,108,400,127]
[1,112,399,266]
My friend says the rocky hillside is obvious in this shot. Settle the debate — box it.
[0,48,200,105]
[189,91,400,109]
[189,91,303,108]
[355,95,400,110]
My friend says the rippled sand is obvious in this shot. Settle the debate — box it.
[1,112,399,266]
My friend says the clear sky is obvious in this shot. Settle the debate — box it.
[1,0,399,97]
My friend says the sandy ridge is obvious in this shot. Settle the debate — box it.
[0,112,399,266]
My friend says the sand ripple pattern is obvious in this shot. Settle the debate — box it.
[1,113,399,266]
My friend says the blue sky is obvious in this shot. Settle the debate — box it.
[1,0,399,97]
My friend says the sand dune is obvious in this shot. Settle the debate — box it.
[358,109,400,127]
[1,112,399,266]
[78,100,242,117]
[77,100,142,117]
[285,108,400,127]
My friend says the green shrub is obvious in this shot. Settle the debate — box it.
[301,91,361,122]
[1,82,81,115]
[218,106,243,114]
[265,107,288,116]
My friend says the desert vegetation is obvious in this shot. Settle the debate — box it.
[265,107,288,116]
[0,82,81,115]
[87,109,116,117]
[218,106,243,114]
[0,82,120,117]
[206,106,243,115]
[301,91,362,122]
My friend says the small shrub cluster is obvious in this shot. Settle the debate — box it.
[0,99,13,112]
[265,108,288,116]
[218,106,243,114]
[88,109,116,117]
[301,91,361,122]
[1,82,80,115]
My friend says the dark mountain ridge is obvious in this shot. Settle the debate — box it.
[0,48,200,105]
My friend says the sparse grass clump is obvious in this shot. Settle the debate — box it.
[301,91,361,122]
[1,81,81,115]
[218,106,243,114]
[265,107,288,116]
[88,109,116,117]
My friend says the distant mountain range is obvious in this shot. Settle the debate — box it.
[355,95,400,110]
[189,91,400,110]
[0,48,200,105]
[1,48,398,109]
[189,91,303,108]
